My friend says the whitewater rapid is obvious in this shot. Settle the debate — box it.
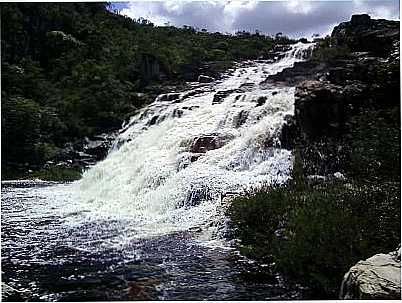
[63,42,316,239]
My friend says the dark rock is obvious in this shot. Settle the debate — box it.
[84,139,111,161]
[172,108,183,118]
[212,90,235,104]
[197,74,215,83]
[279,115,298,150]
[233,110,249,127]
[256,96,267,107]
[263,60,328,87]
[294,80,367,140]
[331,14,399,57]
[184,186,212,206]
[157,92,181,102]
[190,134,233,153]
[182,105,199,111]
[147,115,159,126]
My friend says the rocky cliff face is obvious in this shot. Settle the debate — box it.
[331,14,399,57]
[274,14,400,177]
[280,14,400,299]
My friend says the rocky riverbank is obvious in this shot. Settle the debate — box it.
[228,14,400,299]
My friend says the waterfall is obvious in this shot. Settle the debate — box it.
[71,42,316,239]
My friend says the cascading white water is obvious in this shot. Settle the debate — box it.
[69,42,316,239]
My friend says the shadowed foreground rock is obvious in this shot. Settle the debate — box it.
[340,245,401,299]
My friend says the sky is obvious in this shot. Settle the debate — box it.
[109,0,400,38]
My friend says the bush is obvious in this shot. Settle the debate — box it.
[346,108,400,182]
[29,166,82,181]
[228,179,400,297]
[311,46,351,62]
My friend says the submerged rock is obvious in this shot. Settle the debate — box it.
[340,245,401,299]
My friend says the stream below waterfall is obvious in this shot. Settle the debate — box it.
[2,42,315,301]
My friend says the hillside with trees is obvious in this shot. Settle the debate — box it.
[1,2,293,179]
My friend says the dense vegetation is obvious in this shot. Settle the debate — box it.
[2,2,293,178]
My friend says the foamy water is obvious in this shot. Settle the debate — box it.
[64,42,316,239]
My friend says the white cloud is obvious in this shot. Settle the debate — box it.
[286,0,314,15]
[118,0,400,37]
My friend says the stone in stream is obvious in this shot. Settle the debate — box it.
[197,74,215,83]
[190,134,233,153]
[256,96,267,107]
[233,110,249,128]
[157,92,181,102]
[212,90,235,104]
[340,245,401,299]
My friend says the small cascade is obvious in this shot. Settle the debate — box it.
[71,42,316,239]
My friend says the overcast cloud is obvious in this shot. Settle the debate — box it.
[113,1,400,38]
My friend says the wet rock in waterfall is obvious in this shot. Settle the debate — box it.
[182,105,199,111]
[184,187,212,207]
[239,82,255,90]
[172,108,184,118]
[83,134,115,161]
[340,245,401,299]
[190,134,233,153]
[176,152,204,170]
[181,89,203,100]
[212,90,235,105]
[197,74,215,83]
[256,96,267,107]
[272,91,278,96]
[147,115,159,126]
[233,110,249,128]
[190,153,203,162]
[157,92,181,102]
[279,115,298,150]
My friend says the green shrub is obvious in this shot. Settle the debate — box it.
[228,180,400,297]
[311,46,351,62]
[29,166,82,181]
[346,108,400,182]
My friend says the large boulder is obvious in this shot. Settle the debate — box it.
[340,245,401,299]
[331,14,399,57]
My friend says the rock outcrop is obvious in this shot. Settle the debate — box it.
[340,245,401,299]
[277,14,399,176]
[331,14,399,57]
[294,80,367,140]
